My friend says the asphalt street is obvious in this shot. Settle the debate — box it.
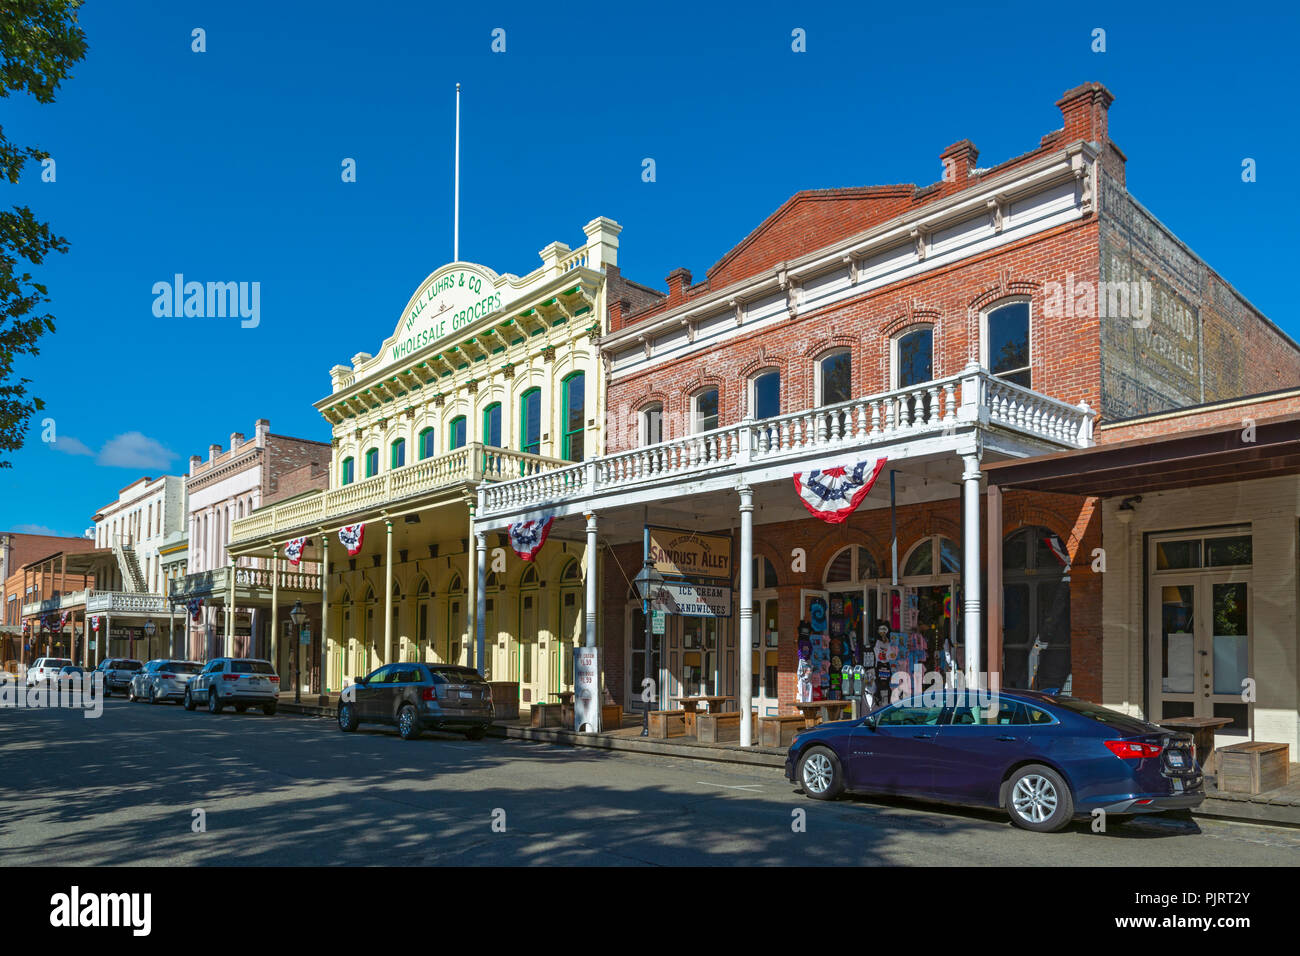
[3,696,1299,866]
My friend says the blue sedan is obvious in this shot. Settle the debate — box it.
[785,690,1205,832]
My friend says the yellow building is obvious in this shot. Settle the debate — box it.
[228,217,634,706]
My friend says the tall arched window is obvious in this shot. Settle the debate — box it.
[894,327,933,388]
[418,427,435,460]
[562,372,585,461]
[691,388,719,433]
[640,402,663,446]
[751,370,780,419]
[364,448,379,478]
[817,349,852,405]
[341,456,355,485]
[482,402,502,448]
[984,301,1031,387]
[390,438,406,469]
[449,416,467,450]
[519,388,541,456]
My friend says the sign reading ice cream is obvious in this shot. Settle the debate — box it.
[382,264,509,369]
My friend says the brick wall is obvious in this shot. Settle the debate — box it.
[263,459,329,506]
[264,435,331,502]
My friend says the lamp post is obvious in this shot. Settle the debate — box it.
[631,559,665,738]
[144,618,156,661]
[289,599,306,704]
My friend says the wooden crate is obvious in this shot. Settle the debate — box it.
[648,709,686,738]
[1217,742,1290,794]
[601,703,623,729]
[759,715,806,748]
[486,682,519,721]
[529,702,563,728]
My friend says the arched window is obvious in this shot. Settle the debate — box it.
[561,559,581,582]
[418,427,435,460]
[341,457,355,485]
[449,416,467,450]
[894,327,933,389]
[640,402,663,446]
[561,372,585,461]
[751,370,780,419]
[391,438,406,469]
[520,388,541,456]
[984,300,1031,388]
[902,536,961,577]
[520,565,539,587]
[823,545,880,585]
[483,402,502,448]
[817,349,852,406]
[364,448,379,478]
[448,573,463,593]
[1002,526,1072,693]
[691,388,719,433]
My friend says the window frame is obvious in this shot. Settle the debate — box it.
[519,388,541,456]
[417,427,435,460]
[448,416,467,450]
[891,325,935,390]
[981,297,1032,389]
[749,369,781,420]
[363,448,379,478]
[639,401,664,447]
[561,371,586,462]
[815,348,853,407]
[390,437,406,470]
[340,456,355,486]
[690,387,720,434]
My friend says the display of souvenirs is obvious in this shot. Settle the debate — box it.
[796,658,813,703]
[905,631,929,674]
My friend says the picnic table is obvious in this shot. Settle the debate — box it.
[1158,716,1234,773]
[794,699,854,728]
[674,695,736,735]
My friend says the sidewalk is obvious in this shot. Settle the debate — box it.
[274,698,1300,827]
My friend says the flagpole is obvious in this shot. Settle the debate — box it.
[454,82,461,262]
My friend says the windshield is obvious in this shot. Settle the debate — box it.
[428,667,487,685]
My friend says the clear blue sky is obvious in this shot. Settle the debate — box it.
[3,0,1297,537]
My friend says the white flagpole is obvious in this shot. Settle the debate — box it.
[454,82,461,262]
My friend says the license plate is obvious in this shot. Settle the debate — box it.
[1173,777,1184,791]
[459,691,474,699]
[1168,752,1185,767]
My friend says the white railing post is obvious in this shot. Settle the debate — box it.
[1077,401,1094,446]
[958,362,985,426]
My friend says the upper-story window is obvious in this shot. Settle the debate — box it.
[640,402,663,446]
[391,438,406,469]
[341,457,355,485]
[483,402,502,448]
[449,416,467,450]
[562,372,585,462]
[817,349,852,406]
[364,448,379,478]
[894,327,933,389]
[985,301,1031,388]
[692,388,719,433]
[520,388,541,456]
[418,427,435,460]
[751,370,780,419]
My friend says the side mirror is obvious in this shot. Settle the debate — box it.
[861,715,877,730]
[353,676,366,686]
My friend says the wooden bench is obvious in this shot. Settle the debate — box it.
[530,702,563,728]
[758,714,808,748]
[649,709,687,738]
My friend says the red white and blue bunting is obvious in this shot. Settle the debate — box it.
[1043,534,1070,568]
[284,536,308,566]
[793,458,888,524]
[339,523,365,557]
[89,615,99,632]
[186,599,202,622]
[508,516,554,562]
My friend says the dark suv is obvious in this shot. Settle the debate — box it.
[338,663,495,740]
[95,658,143,697]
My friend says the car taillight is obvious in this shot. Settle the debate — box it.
[269,676,279,683]
[161,673,175,679]
[421,686,437,701]
[221,673,239,680]
[1104,739,1163,759]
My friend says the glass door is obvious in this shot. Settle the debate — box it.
[751,596,780,716]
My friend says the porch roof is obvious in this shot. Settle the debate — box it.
[981,413,1300,497]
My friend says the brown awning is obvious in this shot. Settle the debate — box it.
[982,413,1300,497]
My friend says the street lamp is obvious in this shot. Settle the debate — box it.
[631,562,666,738]
[144,618,156,661]
[289,599,306,703]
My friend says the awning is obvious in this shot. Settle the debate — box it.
[982,413,1300,497]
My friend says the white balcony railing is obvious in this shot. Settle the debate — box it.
[229,443,567,546]
[480,367,1093,517]
[170,566,323,601]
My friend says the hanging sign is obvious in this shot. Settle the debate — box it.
[793,458,888,524]
[647,526,732,579]
[650,579,732,618]
[650,609,666,635]
[508,516,554,561]
[339,523,365,556]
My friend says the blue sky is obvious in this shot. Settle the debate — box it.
[3,0,1297,536]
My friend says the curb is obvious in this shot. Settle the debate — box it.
[488,722,787,769]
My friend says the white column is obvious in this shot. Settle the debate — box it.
[225,557,235,657]
[269,546,279,671]
[962,452,983,689]
[320,535,330,697]
[584,513,598,648]
[383,519,394,665]
[986,484,1003,693]
[475,530,487,675]
[738,485,754,747]
[466,507,477,670]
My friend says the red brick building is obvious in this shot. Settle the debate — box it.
[473,82,1300,750]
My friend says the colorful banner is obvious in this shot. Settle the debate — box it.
[508,516,553,561]
[186,598,202,622]
[338,523,365,556]
[284,536,308,566]
[793,458,887,523]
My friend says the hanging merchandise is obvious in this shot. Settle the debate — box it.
[284,537,308,566]
[792,458,888,524]
[508,515,554,561]
[338,523,365,556]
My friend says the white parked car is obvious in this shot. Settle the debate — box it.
[25,657,73,687]
[130,659,204,704]
[183,658,280,715]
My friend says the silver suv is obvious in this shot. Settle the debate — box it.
[184,658,279,715]
[131,659,204,704]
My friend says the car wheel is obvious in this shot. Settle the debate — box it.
[465,726,487,741]
[208,689,223,714]
[338,703,359,732]
[148,685,157,705]
[183,689,196,711]
[1006,764,1074,833]
[797,746,845,801]
[263,702,277,716]
[397,704,421,740]
[128,685,138,702]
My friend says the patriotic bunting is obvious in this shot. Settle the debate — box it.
[284,536,308,566]
[793,458,888,524]
[339,523,365,556]
[508,516,554,561]
[186,598,202,622]
[1043,534,1071,568]
[90,615,99,632]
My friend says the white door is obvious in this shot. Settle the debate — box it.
[750,595,781,716]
